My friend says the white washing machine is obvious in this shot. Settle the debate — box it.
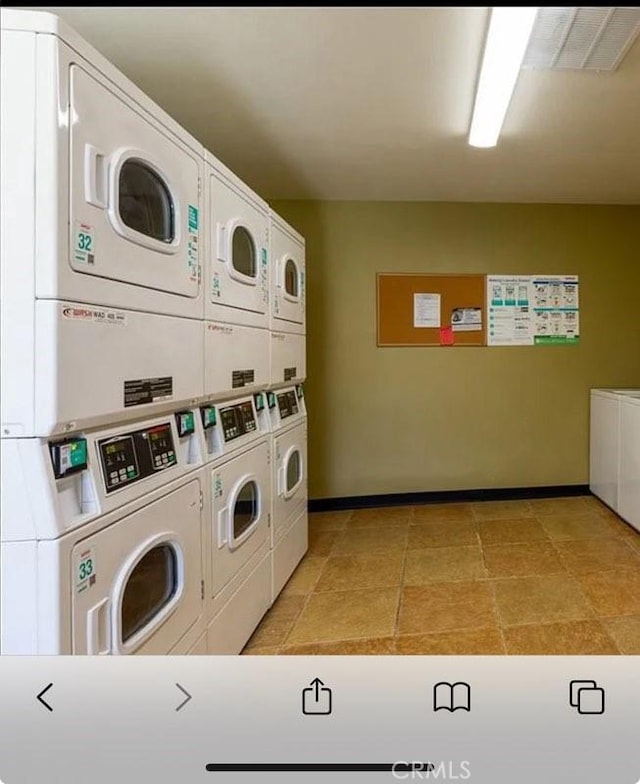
[1,10,205,437]
[205,152,269,330]
[270,210,306,335]
[204,321,269,401]
[192,393,272,654]
[590,388,640,512]
[267,386,309,601]
[618,392,640,532]
[270,330,307,390]
[1,410,207,654]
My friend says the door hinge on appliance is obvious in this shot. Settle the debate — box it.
[268,513,271,528]
[201,580,205,600]
[199,491,203,510]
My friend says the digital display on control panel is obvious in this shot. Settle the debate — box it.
[100,436,139,491]
[148,424,177,471]
[220,402,257,442]
[277,390,299,419]
[98,422,177,493]
[238,401,256,433]
[220,406,240,442]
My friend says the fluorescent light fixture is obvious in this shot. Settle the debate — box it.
[468,7,539,148]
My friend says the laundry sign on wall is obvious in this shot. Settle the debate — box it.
[487,275,580,346]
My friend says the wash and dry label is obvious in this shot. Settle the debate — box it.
[75,547,96,595]
[61,305,126,326]
[232,369,255,388]
[124,377,173,408]
[187,204,199,282]
[73,221,95,265]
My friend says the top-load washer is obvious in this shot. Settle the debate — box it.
[269,210,306,335]
[590,388,640,512]
[205,152,269,330]
[1,10,205,436]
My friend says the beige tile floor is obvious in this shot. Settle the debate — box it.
[242,496,640,655]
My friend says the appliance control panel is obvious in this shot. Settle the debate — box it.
[277,389,299,420]
[219,401,257,442]
[98,422,177,493]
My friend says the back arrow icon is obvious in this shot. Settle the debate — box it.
[37,683,53,712]
[175,683,191,712]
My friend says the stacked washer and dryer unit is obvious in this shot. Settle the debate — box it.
[0,9,308,656]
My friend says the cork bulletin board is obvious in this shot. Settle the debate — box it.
[377,273,487,347]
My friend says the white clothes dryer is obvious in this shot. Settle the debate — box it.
[1,10,204,319]
[270,211,305,335]
[267,386,308,600]
[1,471,205,655]
[2,10,205,437]
[205,152,269,330]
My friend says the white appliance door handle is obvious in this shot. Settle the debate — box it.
[84,144,107,208]
[216,223,227,262]
[86,598,111,655]
[217,507,228,548]
[277,466,285,496]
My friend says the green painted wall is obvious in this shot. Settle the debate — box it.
[271,201,640,501]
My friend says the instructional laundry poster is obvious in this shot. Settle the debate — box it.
[532,275,580,344]
[413,293,440,328]
[487,275,533,345]
[487,275,579,346]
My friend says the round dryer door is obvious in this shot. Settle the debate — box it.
[118,159,175,243]
[231,225,257,279]
[284,447,303,499]
[121,542,179,643]
[283,257,300,300]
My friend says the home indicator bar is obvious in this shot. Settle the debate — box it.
[205,762,436,772]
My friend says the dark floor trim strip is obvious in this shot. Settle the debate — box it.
[308,484,591,512]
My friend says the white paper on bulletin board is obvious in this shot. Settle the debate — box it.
[487,275,579,346]
[413,293,441,328]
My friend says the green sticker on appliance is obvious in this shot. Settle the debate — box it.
[188,205,199,232]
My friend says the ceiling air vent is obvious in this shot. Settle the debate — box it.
[522,7,640,71]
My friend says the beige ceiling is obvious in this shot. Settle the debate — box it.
[25,7,640,203]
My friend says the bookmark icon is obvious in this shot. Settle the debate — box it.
[433,681,471,712]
